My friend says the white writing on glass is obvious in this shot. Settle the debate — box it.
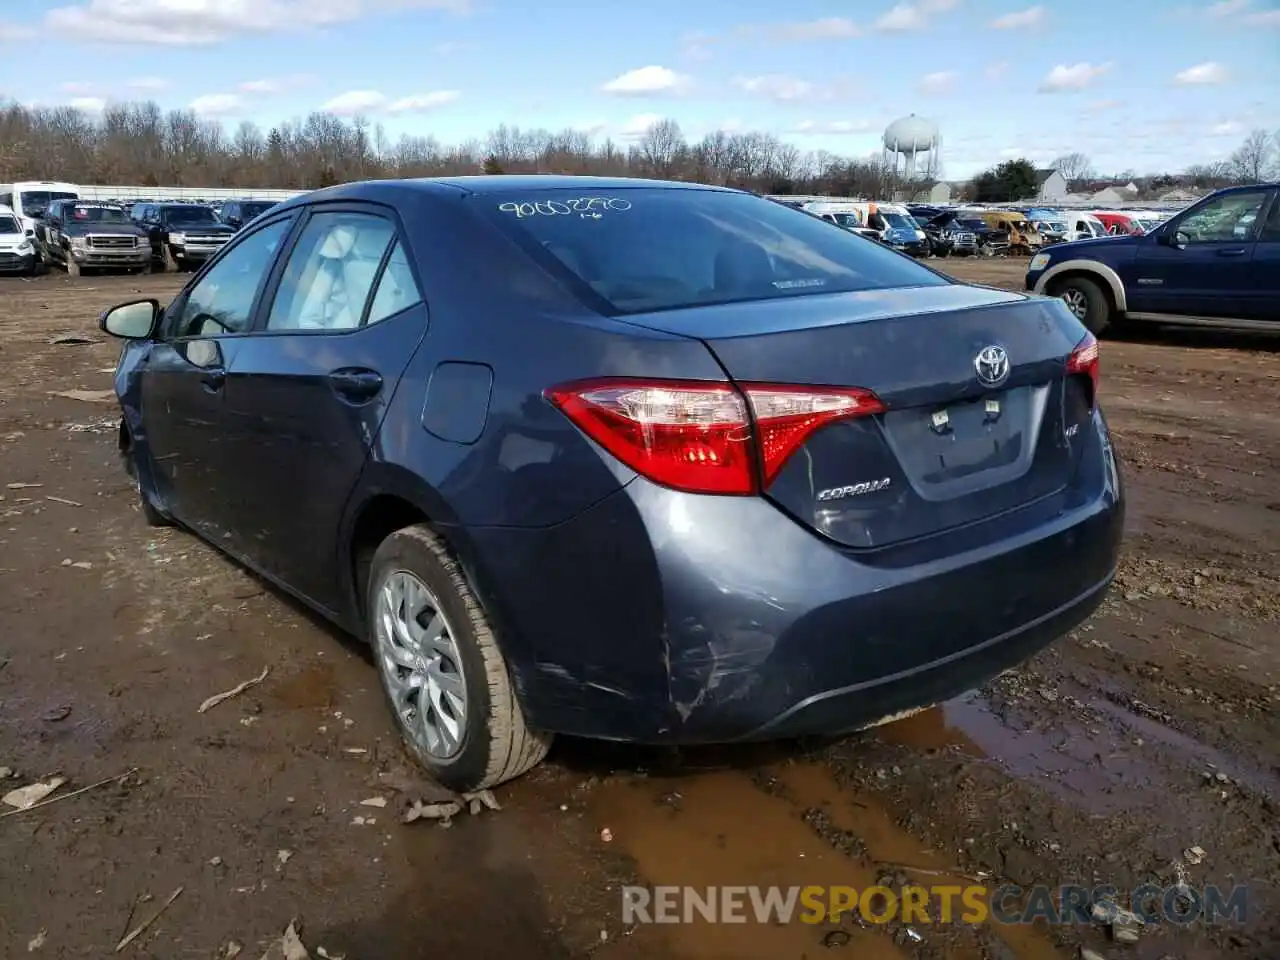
[498,197,633,219]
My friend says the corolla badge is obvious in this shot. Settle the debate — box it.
[816,478,892,501]
[974,345,1010,387]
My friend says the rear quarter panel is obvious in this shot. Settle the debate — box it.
[356,189,729,530]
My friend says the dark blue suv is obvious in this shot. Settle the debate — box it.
[1026,183,1280,334]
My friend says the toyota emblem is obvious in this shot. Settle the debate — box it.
[974,345,1010,387]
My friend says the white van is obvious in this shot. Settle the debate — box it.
[0,180,80,235]
[0,203,39,275]
[1062,212,1108,242]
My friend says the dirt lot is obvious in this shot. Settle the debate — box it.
[1,261,1276,959]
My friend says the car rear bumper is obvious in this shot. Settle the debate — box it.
[461,410,1124,744]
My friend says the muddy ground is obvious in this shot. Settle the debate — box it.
[0,261,1276,960]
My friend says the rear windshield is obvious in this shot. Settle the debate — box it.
[480,188,947,314]
[163,206,218,226]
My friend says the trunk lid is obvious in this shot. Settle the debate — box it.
[620,284,1094,549]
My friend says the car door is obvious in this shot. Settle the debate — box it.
[1248,190,1280,321]
[137,215,297,535]
[219,204,428,610]
[1131,188,1269,318]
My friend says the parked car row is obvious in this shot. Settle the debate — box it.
[0,192,282,276]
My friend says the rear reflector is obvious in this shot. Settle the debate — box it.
[1066,332,1099,404]
[546,378,884,495]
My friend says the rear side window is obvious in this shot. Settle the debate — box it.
[266,211,395,331]
[480,188,946,314]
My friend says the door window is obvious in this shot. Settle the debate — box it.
[366,241,423,325]
[167,218,293,339]
[1175,191,1268,244]
[1260,197,1280,242]
[266,212,395,331]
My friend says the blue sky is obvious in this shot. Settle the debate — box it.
[0,0,1277,179]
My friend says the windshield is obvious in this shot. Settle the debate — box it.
[882,212,917,230]
[163,206,219,226]
[482,188,947,314]
[68,205,131,224]
[20,190,78,216]
[957,218,987,230]
[0,215,21,233]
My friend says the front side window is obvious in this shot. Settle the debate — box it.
[169,219,293,338]
[266,212,396,331]
[481,188,946,314]
[1175,191,1268,244]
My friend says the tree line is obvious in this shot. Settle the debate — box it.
[0,99,1275,199]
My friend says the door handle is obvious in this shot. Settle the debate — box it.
[1216,248,1247,257]
[328,367,383,403]
[200,370,226,393]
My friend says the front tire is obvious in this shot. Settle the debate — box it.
[1050,275,1112,335]
[367,525,551,791]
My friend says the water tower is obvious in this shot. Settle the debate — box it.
[882,114,941,179]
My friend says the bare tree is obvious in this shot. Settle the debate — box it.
[637,118,684,178]
[1226,129,1274,184]
[1050,152,1094,184]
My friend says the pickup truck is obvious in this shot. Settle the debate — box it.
[1026,182,1279,334]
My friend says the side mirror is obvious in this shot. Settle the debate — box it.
[100,299,160,339]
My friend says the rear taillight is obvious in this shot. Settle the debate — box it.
[1066,332,1099,405]
[546,378,884,495]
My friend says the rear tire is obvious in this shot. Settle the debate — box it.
[1050,275,1112,335]
[367,525,551,791]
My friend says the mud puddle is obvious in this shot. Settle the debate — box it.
[587,746,1069,960]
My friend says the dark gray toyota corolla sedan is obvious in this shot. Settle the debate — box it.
[99,176,1124,790]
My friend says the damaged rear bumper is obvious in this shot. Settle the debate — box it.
[460,415,1124,744]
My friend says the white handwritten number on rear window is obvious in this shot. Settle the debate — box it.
[498,197,632,219]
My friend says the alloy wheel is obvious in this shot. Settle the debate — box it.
[373,570,469,759]
[1060,288,1089,321]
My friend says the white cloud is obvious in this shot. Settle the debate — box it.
[920,0,958,9]
[320,89,458,115]
[1207,0,1249,16]
[990,5,1046,29]
[0,24,35,41]
[1038,62,1111,92]
[618,113,663,140]
[787,119,875,135]
[60,82,95,95]
[733,74,823,102]
[875,4,926,31]
[761,18,861,40]
[1082,98,1124,113]
[983,60,1010,80]
[916,71,956,96]
[1173,62,1229,84]
[128,76,170,90]
[1245,8,1280,24]
[601,66,689,96]
[1209,120,1244,136]
[679,31,715,60]
[43,0,467,46]
[386,91,459,113]
[573,121,608,137]
[322,90,387,114]
[189,93,243,116]
[68,96,106,112]
[237,74,314,94]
